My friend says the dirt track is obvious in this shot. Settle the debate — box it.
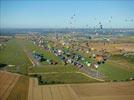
[0,71,20,100]
[28,78,134,100]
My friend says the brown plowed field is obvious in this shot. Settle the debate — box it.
[1,72,134,100]
[0,71,20,100]
[28,78,134,100]
[71,81,134,100]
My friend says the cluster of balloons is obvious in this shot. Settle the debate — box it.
[67,10,134,36]
[69,14,76,28]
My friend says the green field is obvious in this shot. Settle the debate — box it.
[0,38,66,74]
[98,61,134,81]
[0,39,32,74]
[37,73,99,85]
[111,54,134,64]
[28,65,79,73]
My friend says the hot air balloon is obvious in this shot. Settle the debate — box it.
[100,24,103,29]
[71,16,73,19]
[109,20,111,23]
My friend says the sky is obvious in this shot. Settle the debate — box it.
[0,0,134,28]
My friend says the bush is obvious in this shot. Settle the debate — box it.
[113,80,117,82]
[125,78,129,81]
[34,74,38,77]
[51,81,55,84]
[0,63,7,68]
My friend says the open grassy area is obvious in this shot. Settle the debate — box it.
[98,61,134,81]
[28,63,99,85]
[28,64,79,73]
[38,72,99,85]
[0,39,32,74]
[7,76,29,100]
[111,54,134,64]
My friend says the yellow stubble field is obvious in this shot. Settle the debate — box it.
[28,78,134,100]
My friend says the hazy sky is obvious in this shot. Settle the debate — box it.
[0,0,134,28]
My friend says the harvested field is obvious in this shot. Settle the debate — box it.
[0,71,20,100]
[28,78,81,100]
[89,42,134,52]
[0,39,32,74]
[28,78,134,100]
[71,81,134,100]
[7,76,29,100]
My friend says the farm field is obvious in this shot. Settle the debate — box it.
[0,39,32,74]
[28,65,100,84]
[0,71,20,100]
[28,78,134,100]
[98,61,134,81]
[28,65,78,73]
[87,42,134,53]
[71,81,134,100]
[1,71,134,100]
[97,53,134,81]
[7,76,29,100]
[38,72,99,85]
